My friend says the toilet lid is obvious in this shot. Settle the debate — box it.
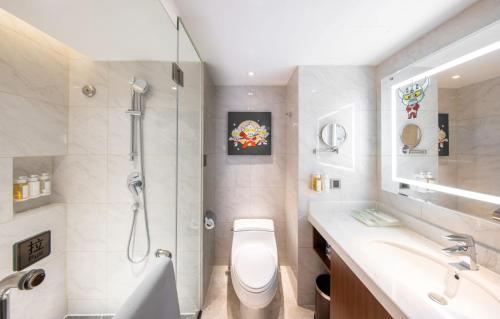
[234,245,277,292]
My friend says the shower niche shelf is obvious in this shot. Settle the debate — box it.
[13,156,56,214]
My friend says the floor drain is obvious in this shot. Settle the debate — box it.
[428,292,448,305]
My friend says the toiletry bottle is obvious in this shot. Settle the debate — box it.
[13,176,29,200]
[311,173,323,192]
[28,175,41,198]
[40,173,51,195]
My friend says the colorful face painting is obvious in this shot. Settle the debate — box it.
[398,77,430,119]
[228,112,271,155]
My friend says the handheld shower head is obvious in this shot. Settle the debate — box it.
[131,78,149,94]
[127,172,143,202]
[0,269,45,297]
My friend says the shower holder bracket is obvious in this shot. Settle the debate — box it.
[155,249,172,259]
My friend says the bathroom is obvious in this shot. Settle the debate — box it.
[0,0,499,318]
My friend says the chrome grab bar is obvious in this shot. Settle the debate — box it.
[155,249,172,259]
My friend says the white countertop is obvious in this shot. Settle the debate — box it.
[308,202,500,319]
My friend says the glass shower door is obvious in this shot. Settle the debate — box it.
[175,19,204,315]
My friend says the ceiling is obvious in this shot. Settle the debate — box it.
[438,49,500,88]
[175,0,477,85]
[0,0,180,61]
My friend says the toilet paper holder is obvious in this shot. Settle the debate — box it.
[204,211,216,230]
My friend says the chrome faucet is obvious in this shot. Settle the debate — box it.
[442,234,478,271]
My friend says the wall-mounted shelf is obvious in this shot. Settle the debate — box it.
[13,156,55,214]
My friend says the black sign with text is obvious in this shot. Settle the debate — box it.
[13,231,51,271]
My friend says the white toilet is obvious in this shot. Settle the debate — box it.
[230,219,278,316]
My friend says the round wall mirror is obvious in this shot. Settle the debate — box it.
[400,124,422,149]
[321,123,347,148]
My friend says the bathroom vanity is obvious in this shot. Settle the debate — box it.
[308,202,500,319]
[313,227,392,319]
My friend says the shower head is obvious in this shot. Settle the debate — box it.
[131,78,149,94]
[0,269,45,297]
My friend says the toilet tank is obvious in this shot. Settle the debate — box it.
[233,219,274,232]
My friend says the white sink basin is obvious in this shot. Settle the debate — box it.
[367,241,500,319]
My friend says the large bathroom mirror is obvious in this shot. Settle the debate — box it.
[381,19,500,219]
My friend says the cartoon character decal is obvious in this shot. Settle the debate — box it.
[399,77,430,119]
[438,127,448,149]
[229,120,270,150]
[438,113,449,156]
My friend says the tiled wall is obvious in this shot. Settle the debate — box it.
[294,66,377,305]
[376,0,500,275]
[455,76,500,217]
[57,53,179,314]
[0,9,68,319]
[0,9,68,159]
[206,86,288,266]
[0,205,66,319]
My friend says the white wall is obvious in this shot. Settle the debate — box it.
[294,65,377,305]
[207,86,288,265]
[0,9,68,319]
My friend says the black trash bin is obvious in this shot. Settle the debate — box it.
[315,274,331,319]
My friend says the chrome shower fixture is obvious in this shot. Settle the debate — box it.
[1,269,46,319]
[131,78,149,95]
[127,77,149,162]
[127,172,143,202]
[125,77,151,264]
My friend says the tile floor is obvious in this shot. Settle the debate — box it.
[201,266,314,319]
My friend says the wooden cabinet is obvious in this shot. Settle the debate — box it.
[312,228,392,319]
[329,247,392,319]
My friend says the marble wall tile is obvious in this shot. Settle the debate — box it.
[0,158,13,223]
[295,66,377,306]
[0,204,67,319]
[68,107,108,155]
[0,27,68,106]
[67,204,107,252]
[69,59,109,108]
[0,92,67,156]
[209,86,288,268]
[53,155,107,203]
[67,251,106,299]
[67,299,107,315]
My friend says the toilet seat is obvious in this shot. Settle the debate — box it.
[233,244,277,293]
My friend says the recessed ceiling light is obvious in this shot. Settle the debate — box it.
[247,71,255,77]
[171,86,177,90]
[248,92,254,96]
[451,75,461,79]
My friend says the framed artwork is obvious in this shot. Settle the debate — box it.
[438,113,449,156]
[228,112,271,155]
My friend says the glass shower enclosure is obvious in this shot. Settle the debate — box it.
[0,1,204,317]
